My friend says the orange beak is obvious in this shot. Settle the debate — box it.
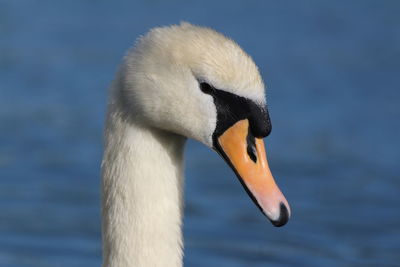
[217,119,290,226]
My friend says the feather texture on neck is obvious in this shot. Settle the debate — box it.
[101,84,186,266]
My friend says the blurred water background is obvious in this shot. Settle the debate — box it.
[1,1,399,266]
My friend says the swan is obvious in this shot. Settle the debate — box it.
[101,22,290,267]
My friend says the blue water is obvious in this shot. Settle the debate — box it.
[1,1,399,266]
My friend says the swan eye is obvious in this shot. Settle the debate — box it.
[199,82,214,95]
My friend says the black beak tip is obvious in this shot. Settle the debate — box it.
[270,203,290,227]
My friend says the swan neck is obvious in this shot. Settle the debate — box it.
[101,104,186,267]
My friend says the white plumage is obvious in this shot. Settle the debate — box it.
[101,23,275,267]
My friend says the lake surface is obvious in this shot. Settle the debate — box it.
[1,1,399,266]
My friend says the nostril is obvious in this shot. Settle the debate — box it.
[246,130,257,163]
[270,203,290,227]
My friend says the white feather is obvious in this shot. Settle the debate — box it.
[101,22,266,267]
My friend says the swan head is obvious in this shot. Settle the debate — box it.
[120,22,290,227]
